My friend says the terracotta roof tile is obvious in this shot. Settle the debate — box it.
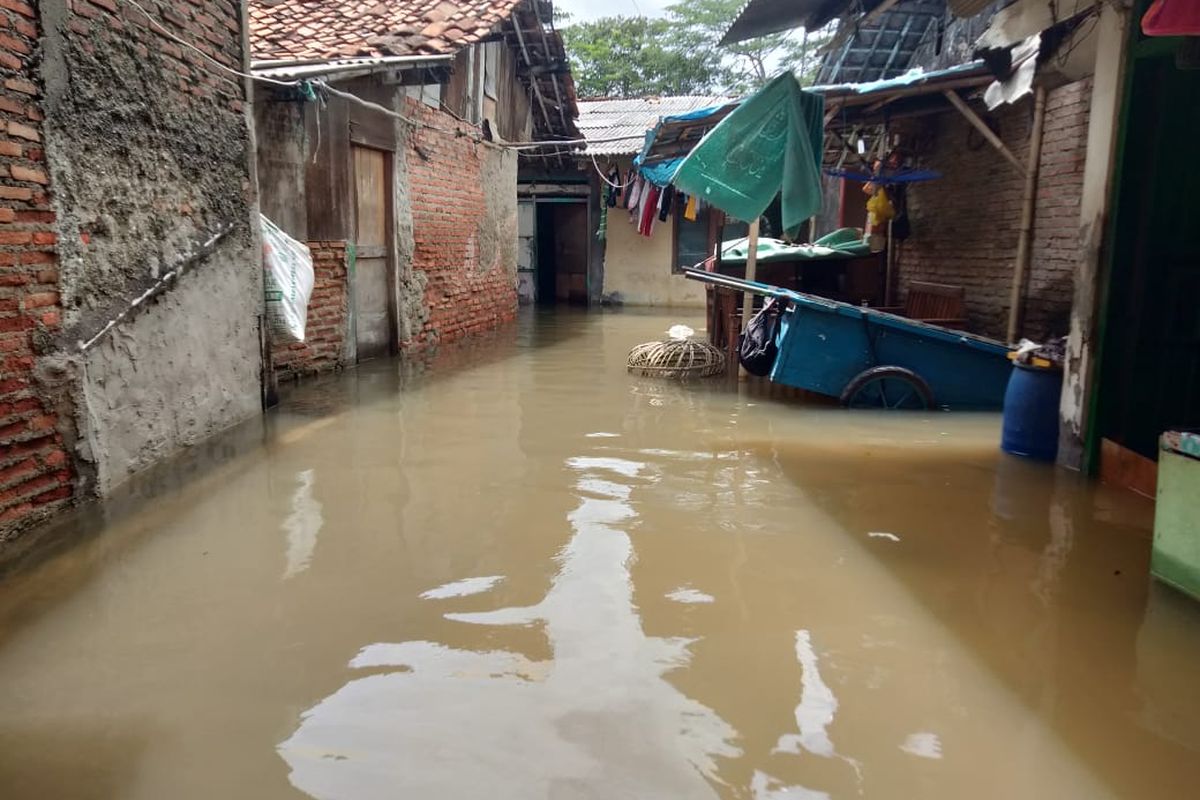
[249,0,523,62]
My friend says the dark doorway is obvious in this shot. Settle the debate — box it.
[535,201,589,305]
[1096,39,1200,462]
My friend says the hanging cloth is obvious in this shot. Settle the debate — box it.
[683,193,699,222]
[597,202,608,241]
[634,177,650,227]
[673,72,824,238]
[640,186,660,236]
[658,185,676,222]
[1142,0,1200,35]
[626,175,643,212]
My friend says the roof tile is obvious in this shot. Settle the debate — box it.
[249,0,523,62]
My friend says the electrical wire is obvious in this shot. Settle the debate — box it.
[591,153,636,189]
[120,0,630,154]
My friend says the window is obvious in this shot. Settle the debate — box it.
[673,201,713,273]
[673,201,738,273]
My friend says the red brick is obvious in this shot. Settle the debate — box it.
[10,164,47,185]
[0,457,38,487]
[0,0,37,19]
[3,77,37,96]
[6,120,38,141]
[0,185,32,200]
[22,291,57,309]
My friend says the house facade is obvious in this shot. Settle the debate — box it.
[249,0,578,380]
[1,0,261,543]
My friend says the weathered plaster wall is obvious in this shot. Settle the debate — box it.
[1059,3,1130,469]
[254,93,307,241]
[602,201,705,308]
[40,0,261,495]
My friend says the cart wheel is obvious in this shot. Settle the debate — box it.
[840,366,934,410]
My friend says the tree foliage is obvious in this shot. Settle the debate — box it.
[561,3,835,99]
[561,16,718,99]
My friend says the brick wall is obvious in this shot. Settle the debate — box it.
[894,78,1092,341]
[0,0,72,537]
[1026,78,1092,339]
[404,97,517,348]
[271,241,350,378]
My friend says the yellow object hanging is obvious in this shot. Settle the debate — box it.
[866,187,895,227]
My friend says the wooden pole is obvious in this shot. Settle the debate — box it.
[740,218,760,331]
[885,219,895,306]
[1008,85,1047,343]
[942,90,1027,176]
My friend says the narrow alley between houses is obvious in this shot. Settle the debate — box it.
[1,310,1197,799]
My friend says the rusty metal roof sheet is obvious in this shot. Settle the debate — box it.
[577,96,734,155]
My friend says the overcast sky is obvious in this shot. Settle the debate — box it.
[555,0,670,23]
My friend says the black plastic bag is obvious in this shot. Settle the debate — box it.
[738,299,782,377]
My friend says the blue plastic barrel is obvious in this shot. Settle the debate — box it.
[1001,363,1063,461]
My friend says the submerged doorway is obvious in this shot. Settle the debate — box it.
[534,201,589,305]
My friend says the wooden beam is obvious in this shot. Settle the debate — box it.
[740,219,760,336]
[861,0,903,26]
[942,89,1027,176]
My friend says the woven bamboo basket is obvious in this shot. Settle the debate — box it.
[627,337,726,379]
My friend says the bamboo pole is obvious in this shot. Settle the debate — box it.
[942,90,1027,176]
[1008,85,1047,343]
[740,218,760,331]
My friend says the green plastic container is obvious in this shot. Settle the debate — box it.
[1152,432,1200,601]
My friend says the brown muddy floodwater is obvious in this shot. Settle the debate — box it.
[0,308,1198,799]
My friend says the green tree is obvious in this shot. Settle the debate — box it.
[664,0,798,94]
[561,16,719,99]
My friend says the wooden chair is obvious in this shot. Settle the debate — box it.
[880,281,968,329]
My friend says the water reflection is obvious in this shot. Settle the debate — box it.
[278,451,740,798]
[282,469,323,580]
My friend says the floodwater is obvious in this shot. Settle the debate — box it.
[1,309,1198,799]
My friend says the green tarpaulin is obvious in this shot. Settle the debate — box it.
[672,72,824,237]
[719,229,870,264]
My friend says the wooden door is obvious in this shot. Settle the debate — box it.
[353,146,393,361]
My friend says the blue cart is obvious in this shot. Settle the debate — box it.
[685,270,1012,410]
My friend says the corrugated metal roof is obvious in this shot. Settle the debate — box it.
[721,0,889,46]
[577,96,733,155]
[815,0,946,85]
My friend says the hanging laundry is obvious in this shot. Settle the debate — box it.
[683,193,699,222]
[1143,0,1200,35]
[640,185,661,236]
[596,202,607,241]
[658,185,676,222]
[634,176,649,226]
[626,175,643,214]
